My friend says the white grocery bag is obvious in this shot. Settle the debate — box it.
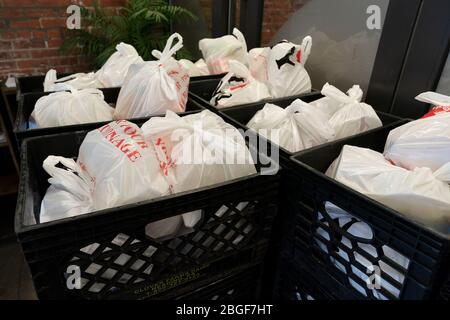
[114,33,189,119]
[141,110,257,238]
[248,47,270,82]
[44,69,103,92]
[40,156,94,223]
[384,92,450,173]
[316,202,410,300]
[311,83,382,139]
[210,60,271,108]
[327,145,450,235]
[199,28,249,74]
[179,58,210,77]
[30,88,114,128]
[247,99,335,152]
[40,121,171,223]
[266,36,312,98]
[95,42,143,87]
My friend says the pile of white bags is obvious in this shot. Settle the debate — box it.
[40,120,170,223]
[246,83,382,152]
[199,28,249,74]
[384,92,450,172]
[114,33,189,120]
[95,42,143,87]
[247,99,334,152]
[43,42,142,91]
[30,88,114,128]
[179,58,210,77]
[40,110,257,242]
[266,36,312,98]
[210,60,271,108]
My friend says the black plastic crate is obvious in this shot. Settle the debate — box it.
[14,88,204,150]
[16,73,224,100]
[171,265,263,301]
[15,73,72,99]
[189,78,322,113]
[286,121,450,300]
[15,125,279,300]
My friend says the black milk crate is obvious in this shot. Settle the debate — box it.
[16,73,72,99]
[274,256,343,300]
[188,78,321,113]
[190,73,226,82]
[286,121,450,300]
[15,128,279,300]
[171,265,263,301]
[14,88,204,150]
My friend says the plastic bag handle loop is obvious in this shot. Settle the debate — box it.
[321,83,361,105]
[155,33,183,63]
[300,36,312,65]
[415,91,450,107]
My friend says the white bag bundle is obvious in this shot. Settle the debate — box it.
[30,88,114,128]
[40,120,170,223]
[311,83,382,139]
[248,47,270,82]
[179,58,210,77]
[316,202,410,300]
[199,28,249,74]
[266,36,312,98]
[247,99,335,152]
[210,60,271,108]
[44,69,103,92]
[327,145,450,235]
[384,92,450,172]
[114,33,189,119]
[95,42,143,87]
[141,110,257,238]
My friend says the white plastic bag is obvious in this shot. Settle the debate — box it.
[384,92,450,173]
[179,58,210,77]
[327,145,450,235]
[416,91,450,118]
[114,33,189,120]
[31,88,114,128]
[316,202,410,300]
[248,47,270,82]
[311,83,382,139]
[40,156,94,223]
[44,69,103,92]
[247,99,335,152]
[199,28,249,74]
[141,110,257,238]
[210,60,271,108]
[266,36,312,98]
[40,121,171,223]
[95,42,143,87]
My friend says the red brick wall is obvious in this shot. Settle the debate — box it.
[261,0,302,46]
[0,0,125,80]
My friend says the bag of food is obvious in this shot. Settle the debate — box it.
[248,47,270,82]
[40,120,170,223]
[44,69,103,92]
[95,42,143,87]
[179,58,210,77]
[210,60,271,108]
[266,36,312,98]
[30,88,114,128]
[114,33,189,119]
[384,92,450,173]
[247,99,335,152]
[199,28,249,74]
[141,110,257,239]
[311,83,382,139]
[327,145,450,235]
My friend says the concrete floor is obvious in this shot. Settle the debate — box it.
[0,193,37,300]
